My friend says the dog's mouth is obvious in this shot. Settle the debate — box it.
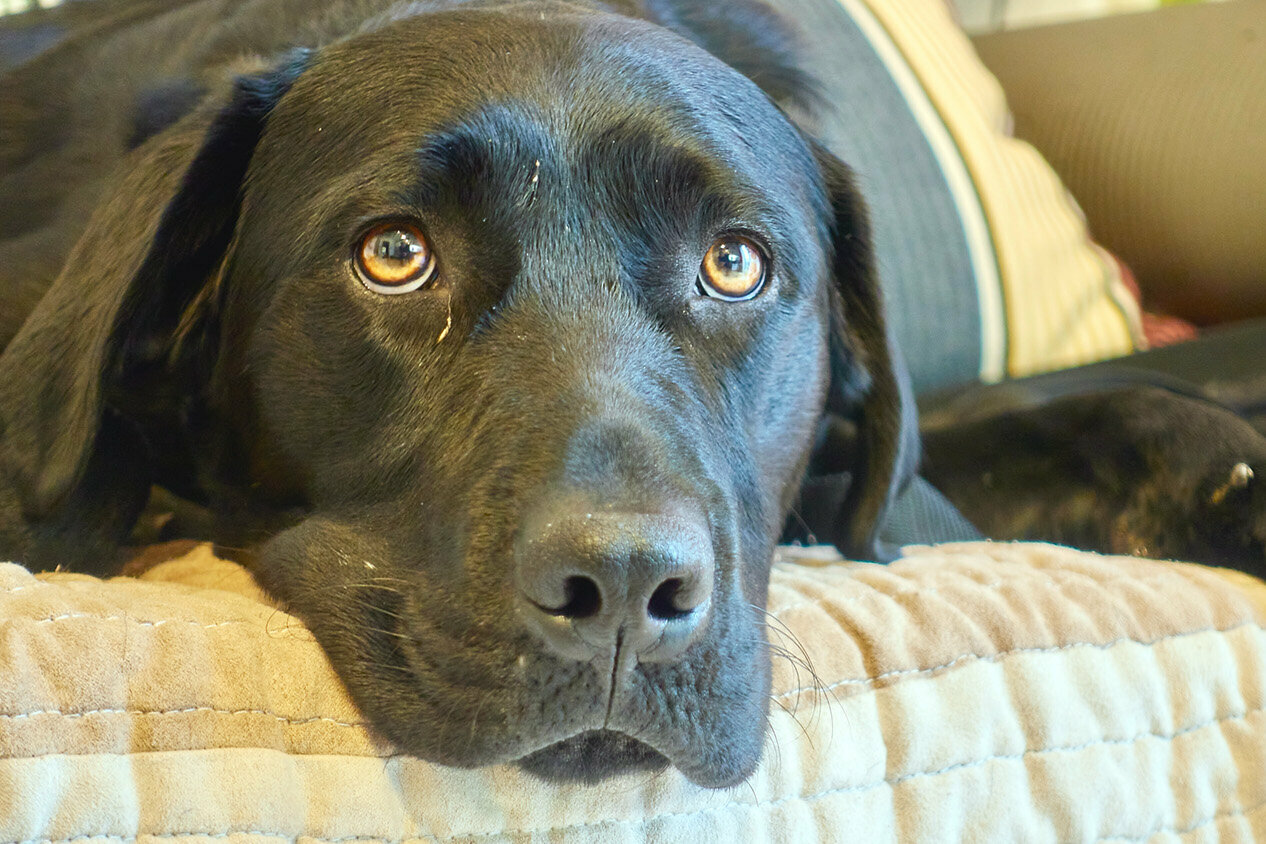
[516,729,669,783]
[256,518,770,787]
[354,582,763,787]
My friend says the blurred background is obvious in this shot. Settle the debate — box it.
[952,0,1232,32]
[0,0,1239,29]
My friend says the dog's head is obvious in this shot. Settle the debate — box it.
[0,0,916,786]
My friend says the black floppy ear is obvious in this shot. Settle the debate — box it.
[0,54,307,572]
[793,143,921,562]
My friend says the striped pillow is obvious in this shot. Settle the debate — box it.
[780,0,1144,392]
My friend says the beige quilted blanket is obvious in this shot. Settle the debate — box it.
[1,541,1264,842]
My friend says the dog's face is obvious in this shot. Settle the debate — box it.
[232,8,831,786]
[0,1,914,787]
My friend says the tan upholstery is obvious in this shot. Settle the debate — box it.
[2,542,1264,841]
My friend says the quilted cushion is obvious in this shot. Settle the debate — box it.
[2,542,1264,841]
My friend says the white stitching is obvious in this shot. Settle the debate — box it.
[880,705,1264,787]
[1097,793,1266,842]
[7,706,1260,843]
[767,568,1227,618]
[773,619,1266,700]
[0,706,367,728]
[0,582,44,596]
[14,613,251,630]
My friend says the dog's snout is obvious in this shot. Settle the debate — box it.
[515,510,715,663]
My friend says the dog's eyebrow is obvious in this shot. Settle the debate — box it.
[587,120,710,197]
[580,119,778,233]
[404,113,561,213]
[409,131,499,207]
[401,112,783,239]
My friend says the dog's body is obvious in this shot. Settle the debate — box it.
[920,372,1266,578]
[0,0,918,786]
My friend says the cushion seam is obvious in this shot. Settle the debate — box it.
[773,618,1265,699]
[6,704,1263,843]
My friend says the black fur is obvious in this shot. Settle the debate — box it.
[921,373,1266,578]
[0,0,915,786]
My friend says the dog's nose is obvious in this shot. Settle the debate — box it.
[514,509,714,663]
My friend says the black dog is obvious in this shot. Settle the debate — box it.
[921,371,1266,578]
[0,0,918,786]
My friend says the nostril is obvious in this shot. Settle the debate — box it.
[647,578,693,621]
[516,507,715,661]
[543,575,602,620]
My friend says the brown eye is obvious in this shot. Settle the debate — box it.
[355,222,436,294]
[697,236,766,301]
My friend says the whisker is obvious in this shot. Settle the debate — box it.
[784,507,818,545]
[771,695,815,745]
[745,604,841,749]
[465,689,498,754]
[750,604,829,699]
[754,605,820,673]
[748,622,826,693]
[346,601,407,621]
[358,659,414,676]
[365,625,414,642]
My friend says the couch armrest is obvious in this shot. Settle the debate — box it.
[972,2,1266,326]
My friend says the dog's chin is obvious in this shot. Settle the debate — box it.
[517,730,669,784]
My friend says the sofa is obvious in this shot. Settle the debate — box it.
[1,1,1264,841]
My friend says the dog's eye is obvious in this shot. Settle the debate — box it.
[355,223,436,294]
[697,237,766,301]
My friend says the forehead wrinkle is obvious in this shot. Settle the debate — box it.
[404,105,561,211]
[574,124,745,250]
[548,26,820,229]
[265,4,813,204]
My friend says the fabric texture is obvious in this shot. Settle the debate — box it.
[877,475,983,548]
[2,542,1264,842]
[779,0,1144,390]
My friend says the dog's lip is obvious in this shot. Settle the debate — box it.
[515,728,669,783]
[513,724,760,788]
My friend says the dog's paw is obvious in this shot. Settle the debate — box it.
[1115,429,1266,579]
[1180,459,1265,576]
